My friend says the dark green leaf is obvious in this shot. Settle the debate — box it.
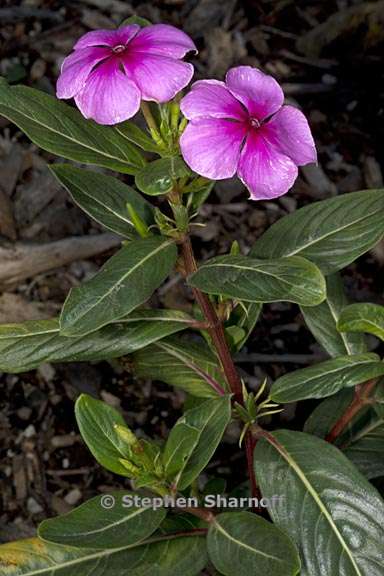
[250,189,384,274]
[51,164,154,238]
[135,157,191,196]
[189,181,214,212]
[75,394,135,476]
[0,534,207,576]
[343,415,384,479]
[189,255,326,306]
[163,424,200,479]
[207,512,300,576]
[60,236,177,336]
[338,302,384,342]
[0,79,145,173]
[271,354,384,403]
[131,335,227,397]
[116,121,161,153]
[39,491,166,548]
[304,389,355,437]
[163,396,231,489]
[255,429,384,576]
[301,273,367,357]
[0,310,193,373]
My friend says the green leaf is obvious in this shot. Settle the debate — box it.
[341,410,384,480]
[250,189,384,274]
[343,414,384,479]
[338,302,384,342]
[373,382,384,418]
[39,491,166,548]
[0,79,145,174]
[188,180,214,212]
[163,396,231,489]
[271,354,384,403]
[135,157,191,196]
[75,394,165,490]
[189,255,326,306]
[163,424,200,479]
[116,121,161,153]
[254,429,384,576]
[60,236,177,336]
[0,310,193,373]
[75,394,135,476]
[207,512,300,576]
[304,389,355,437]
[50,164,154,238]
[0,534,207,576]
[227,302,262,353]
[120,15,152,28]
[131,335,227,397]
[301,273,367,357]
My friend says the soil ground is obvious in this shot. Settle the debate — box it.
[0,0,383,555]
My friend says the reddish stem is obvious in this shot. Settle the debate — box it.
[180,235,259,500]
[245,433,261,502]
[325,379,377,443]
[180,236,242,401]
[182,506,215,523]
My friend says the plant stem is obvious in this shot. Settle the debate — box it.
[182,506,215,523]
[180,236,242,401]
[140,102,165,147]
[325,379,378,443]
[140,101,158,133]
[179,235,259,499]
[245,433,261,502]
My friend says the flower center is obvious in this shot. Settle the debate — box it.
[113,44,126,54]
[249,117,261,129]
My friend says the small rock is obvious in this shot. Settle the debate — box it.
[301,164,337,198]
[51,434,80,449]
[64,488,82,506]
[30,58,46,81]
[51,495,72,515]
[37,363,56,382]
[100,390,121,408]
[27,497,43,514]
[23,424,36,438]
[17,407,32,421]
[364,156,383,189]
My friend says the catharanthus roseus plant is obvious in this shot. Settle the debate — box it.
[0,17,384,576]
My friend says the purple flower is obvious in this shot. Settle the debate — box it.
[57,24,196,125]
[180,66,317,200]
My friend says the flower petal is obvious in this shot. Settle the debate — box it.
[180,118,246,180]
[129,23,196,58]
[56,47,110,99]
[180,80,247,121]
[264,105,317,165]
[122,53,193,103]
[74,59,140,125]
[238,130,298,200]
[74,26,139,50]
[226,66,284,121]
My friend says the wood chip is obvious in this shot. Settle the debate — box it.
[0,233,121,290]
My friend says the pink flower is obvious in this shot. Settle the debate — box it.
[57,24,196,125]
[180,66,317,200]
